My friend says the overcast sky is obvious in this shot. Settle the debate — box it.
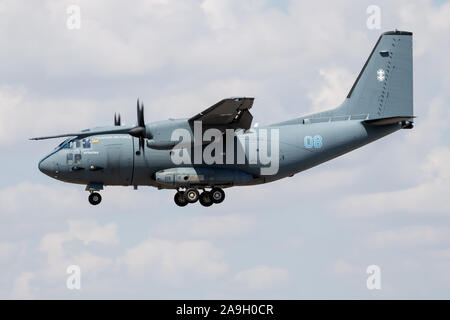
[1,0,450,299]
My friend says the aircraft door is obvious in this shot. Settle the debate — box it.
[131,137,154,186]
[103,136,134,185]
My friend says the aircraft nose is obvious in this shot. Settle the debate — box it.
[38,157,57,176]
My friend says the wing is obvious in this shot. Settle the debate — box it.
[189,97,254,131]
[29,126,133,140]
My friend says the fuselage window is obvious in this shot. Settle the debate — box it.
[67,153,73,165]
[74,153,82,164]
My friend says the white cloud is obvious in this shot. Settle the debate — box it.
[338,147,450,217]
[429,249,450,260]
[0,182,84,215]
[154,214,254,238]
[0,242,16,263]
[65,220,119,246]
[307,67,355,113]
[234,265,289,290]
[120,238,227,281]
[147,78,265,119]
[331,259,358,276]
[71,252,114,275]
[201,0,238,30]
[405,98,450,147]
[282,235,305,249]
[368,226,450,248]
[39,220,118,279]
[397,1,450,56]
[10,272,35,300]
[0,86,119,145]
[0,181,171,219]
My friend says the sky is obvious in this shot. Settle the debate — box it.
[0,0,450,299]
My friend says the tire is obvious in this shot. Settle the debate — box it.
[88,192,102,205]
[184,188,199,203]
[210,187,225,204]
[199,191,213,207]
[174,191,188,207]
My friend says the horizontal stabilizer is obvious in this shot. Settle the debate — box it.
[364,116,415,126]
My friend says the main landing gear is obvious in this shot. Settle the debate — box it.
[174,187,225,207]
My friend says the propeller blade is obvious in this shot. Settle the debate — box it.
[137,100,145,127]
[139,137,145,152]
[137,98,139,124]
[129,98,147,154]
[114,113,121,126]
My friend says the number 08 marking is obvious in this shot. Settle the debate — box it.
[304,135,323,149]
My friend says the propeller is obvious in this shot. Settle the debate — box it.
[114,113,121,126]
[128,99,148,153]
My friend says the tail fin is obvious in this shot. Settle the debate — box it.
[307,31,413,121]
[343,30,413,119]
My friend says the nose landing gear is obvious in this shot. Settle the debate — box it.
[88,192,102,205]
[173,187,225,207]
[86,183,103,206]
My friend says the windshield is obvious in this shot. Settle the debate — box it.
[55,137,93,150]
[55,138,74,150]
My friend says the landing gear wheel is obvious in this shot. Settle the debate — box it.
[199,191,213,207]
[184,188,199,203]
[88,192,102,205]
[174,191,188,207]
[210,187,225,204]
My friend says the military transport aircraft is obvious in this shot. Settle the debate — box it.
[32,30,414,207]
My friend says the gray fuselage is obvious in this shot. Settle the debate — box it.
[38,119,401,189]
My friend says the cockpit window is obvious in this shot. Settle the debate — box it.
[56,138,92,151]
[56,138,72,150]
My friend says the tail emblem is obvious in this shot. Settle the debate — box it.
[376,69,385,82]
